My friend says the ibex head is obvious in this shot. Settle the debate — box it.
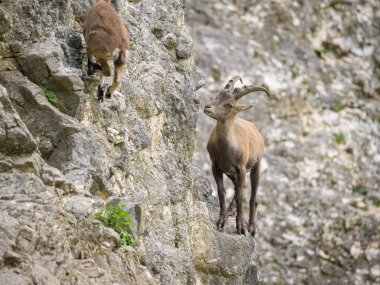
[203,76,271,122]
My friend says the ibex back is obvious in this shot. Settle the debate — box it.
[84,0,131,101]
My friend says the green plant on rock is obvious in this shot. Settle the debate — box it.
[212,68,221,82]
[42,87,58,105]
[174,232,181,248]
[333,132,346,144]
[95,202,136,246]
[372,199,380,207]
[330,101,345,112]
[313,46,326,58]
[350,201,358,208]
[353,185,368,196]
[291,68,299,79]
[363,228,372,238]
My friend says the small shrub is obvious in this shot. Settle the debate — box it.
[174,233,181,248]
[314,46,326,58]
[372,199,380,207]
[330,101,345,112]
[291,68,299,79]
[353,185,368,196]
[42,87,58,105]
[363,228,372,238]
[95,202,136,246]
[212,68,221,82]
[350,201,358,208]
[333,132,346,144]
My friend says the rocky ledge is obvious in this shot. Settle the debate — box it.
[0,0,259,284]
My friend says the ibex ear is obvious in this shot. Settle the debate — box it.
[236,104,255,112]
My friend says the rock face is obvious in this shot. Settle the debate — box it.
[0,0,258,284]
[187,0,380,284]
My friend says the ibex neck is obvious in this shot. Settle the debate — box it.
[216,117,235,136]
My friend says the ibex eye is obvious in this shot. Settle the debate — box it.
[225,103,233,108]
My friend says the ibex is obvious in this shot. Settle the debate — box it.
[204,76,270,236]
[84,0,131,101]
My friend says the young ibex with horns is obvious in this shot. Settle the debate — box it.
[204,76,270,236]
[84,0,130,101]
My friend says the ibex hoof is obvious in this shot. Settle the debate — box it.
[217,217,227,230]
[217,220,225,229]
[237,227,246,235]
[248,224,257,237]
[105,92,111,99]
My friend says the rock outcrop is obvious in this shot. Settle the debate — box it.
[0,0,258,284]
[188,0,380,284]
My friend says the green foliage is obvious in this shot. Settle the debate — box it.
[350,201,358,208]
[333,132,346,144]
[313,46,326,58]
[174,233,181,248]
[291,68,299,79]
[330,101,345,112]
[42,87,58,105]
[95,202,136,246]
[363,228,372,238]
[372,199,380,207]
[212,68,221,82]
[353,185,368,196]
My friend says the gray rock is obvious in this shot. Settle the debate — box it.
[31,264,60,285]
[188,0,380,284]
[0,85,37,155]
[17,39,64,85]
[64,196,94,219]
[0,0,260,284]
[162,33,177,49]
[0,71,82,148]
[176,33,193,59]
[17,39,84,117]
[0,270,31,285]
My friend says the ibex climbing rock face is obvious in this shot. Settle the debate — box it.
[204,76,271,236]
[84,0,131,102]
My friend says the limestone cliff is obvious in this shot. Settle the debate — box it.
[188,0,380,284]
[0,0,257,284]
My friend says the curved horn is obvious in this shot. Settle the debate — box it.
[233,84,271,100]
[224,76,243,91]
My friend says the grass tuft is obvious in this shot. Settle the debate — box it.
[353,185,368,196]
[95,202,136,246]
[42,87,58,105]
[313,46,326,58]
[174,233,181,248]
[333,132,346,144]
[330,101,345,112]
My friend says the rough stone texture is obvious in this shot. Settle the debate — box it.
[0,86,37,155]
[188,0,380,284]
[0,0,257,284]
[17,38,84,117]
